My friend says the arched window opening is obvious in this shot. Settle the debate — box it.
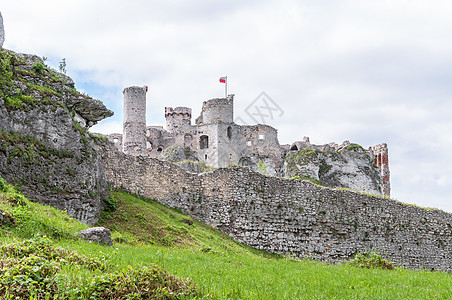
[113,138,119,143]
[290,145,298,151]
[157,147,163,152]
[227,126,232,139]
[200,135,209,149]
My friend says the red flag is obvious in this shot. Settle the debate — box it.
[219,76,226,83]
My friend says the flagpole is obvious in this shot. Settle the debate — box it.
[225,76,227,98]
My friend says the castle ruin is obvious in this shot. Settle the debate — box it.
[108,86,391,196]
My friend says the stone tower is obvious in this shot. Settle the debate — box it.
[122,86,148,155]
[371,143,391,197]
[196,95,234,125]
[165,107,192,133]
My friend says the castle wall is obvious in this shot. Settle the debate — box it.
[216,123,243,167]
[106,133,123,152]
[239,125,283,176]
[122,86,148,155]
[196,123,220,167]
[98,141,452,272]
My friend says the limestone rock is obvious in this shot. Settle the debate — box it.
[284,145,381,194]
[0,12,4,48]
[0,49,111,225]
[10,51,113,125]
[76,227,113,246]
[64,94,113,124]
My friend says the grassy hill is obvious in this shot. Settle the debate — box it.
[1,177,451,299]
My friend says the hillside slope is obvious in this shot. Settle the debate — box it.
[1,179,451,299]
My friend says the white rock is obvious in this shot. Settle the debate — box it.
[76,227,113,246]
[0,12,4,48]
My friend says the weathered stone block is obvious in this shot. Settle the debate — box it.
[76,227,113,246]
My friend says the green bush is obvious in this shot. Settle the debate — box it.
[348,251,395,270]
[0,237,199,299]
[32,61,45,73]
[104,195,117,212]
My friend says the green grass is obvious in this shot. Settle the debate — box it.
[1,178,451,299]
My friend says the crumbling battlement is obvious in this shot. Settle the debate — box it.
[165,107,192,133]
[98,140,452,272]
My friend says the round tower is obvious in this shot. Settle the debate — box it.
[199,95,234,124]
[165,106,192,133]
[122,86,148,155]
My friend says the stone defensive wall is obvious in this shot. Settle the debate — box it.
[98,141,452,272]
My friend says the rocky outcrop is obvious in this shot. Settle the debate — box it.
[0,48,112,224]
[0,12,4,48]
[76,227,113,246]
[284,145,382,195]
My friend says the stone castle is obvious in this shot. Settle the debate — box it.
[2,12,452,272]
[107,86,390,196]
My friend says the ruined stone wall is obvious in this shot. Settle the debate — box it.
[99,141,452,272]
[106,133,123,152]
[197,123,220,167]
[165,107,192,133]
[240,125,283,176]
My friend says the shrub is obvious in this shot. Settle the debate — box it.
[104,195,117,212]
[32,61,45,73]
[0,237,199,299]
[348,251,395,270]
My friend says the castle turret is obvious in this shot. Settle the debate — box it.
[165,107,192,133]
[122,86,148,155]
[370,143,391,197]
[196,95,234,125]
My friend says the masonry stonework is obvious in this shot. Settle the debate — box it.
[98,141,452,272]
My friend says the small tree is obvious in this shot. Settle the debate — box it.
[59,58,67,74]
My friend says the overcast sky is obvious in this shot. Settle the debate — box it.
[2,0,452,212]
